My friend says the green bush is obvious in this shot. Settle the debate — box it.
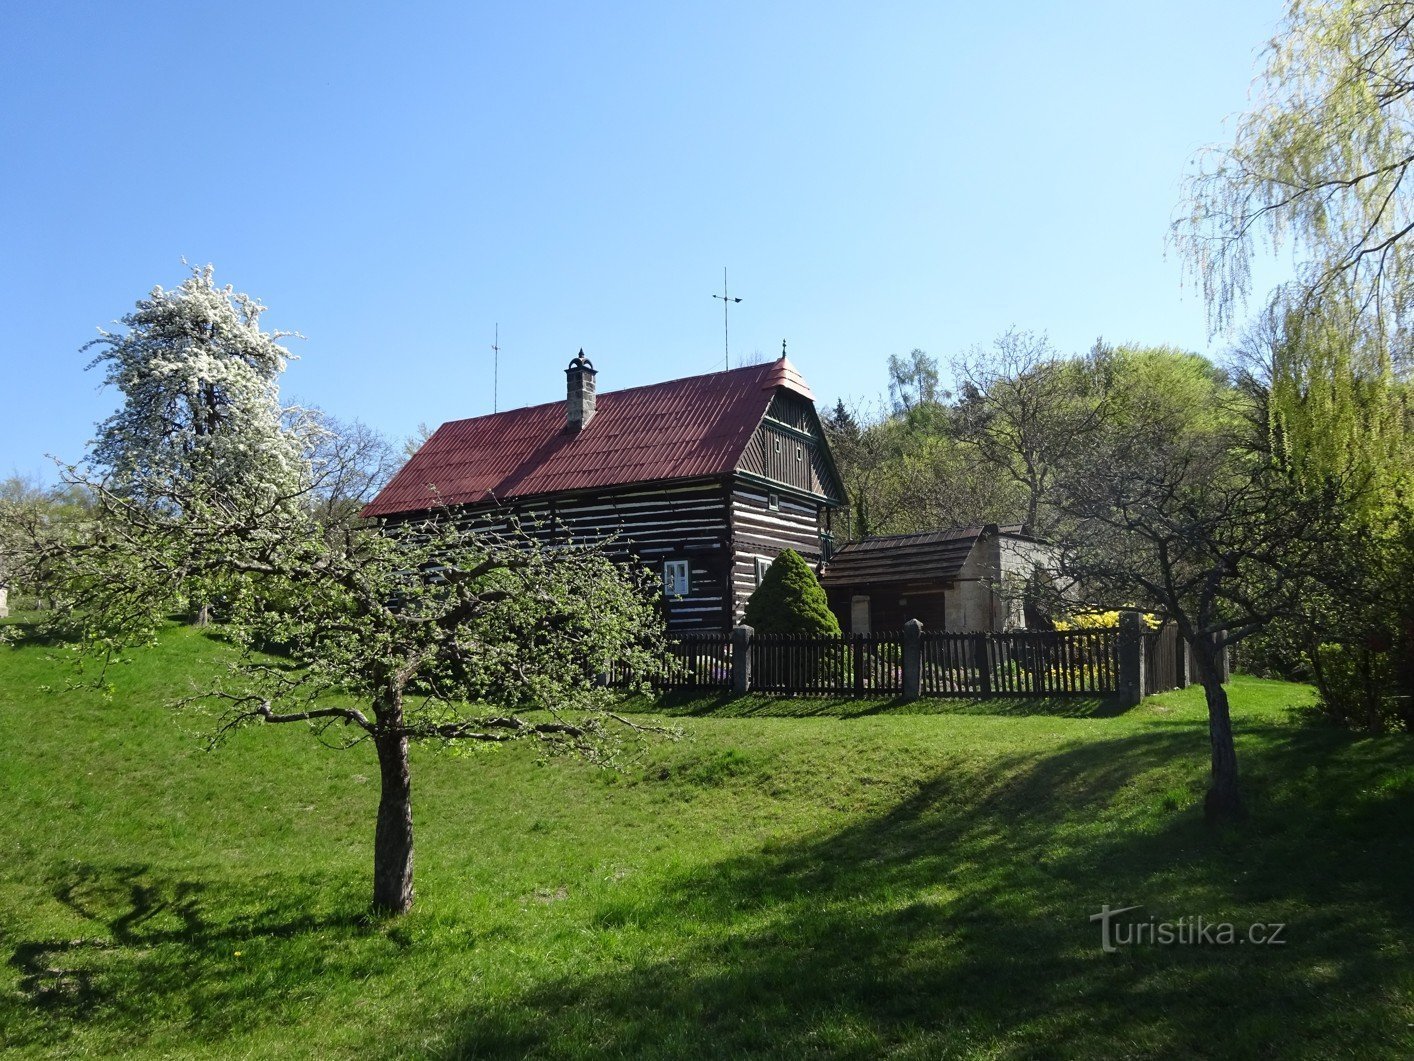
[1312,642,1405,732]
[743,549,841,636]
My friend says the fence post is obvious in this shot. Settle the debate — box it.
[973,633,991,696]
[731,624,754,696]
[1174,634,1189,689]
[902,619,923,702]
[1118,611,1144,707]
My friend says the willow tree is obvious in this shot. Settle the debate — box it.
[1178,0,1414,346]
[1179,1,1414,728]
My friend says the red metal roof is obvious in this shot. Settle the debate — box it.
[363,357,814,518]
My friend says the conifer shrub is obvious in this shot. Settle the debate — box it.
[742,550,844,689]
[742,549,841,636]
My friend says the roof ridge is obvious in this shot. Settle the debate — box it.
[436,360,778,430]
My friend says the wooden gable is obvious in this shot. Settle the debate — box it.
[734,390,847,504]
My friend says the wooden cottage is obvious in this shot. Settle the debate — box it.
[362,352,848,632]
[820,524,1056,634]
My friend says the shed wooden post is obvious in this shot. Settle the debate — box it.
[1118,611,1145,707]
[731,624,754,696]
[902,619,923,702]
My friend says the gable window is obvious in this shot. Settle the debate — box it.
[773,438,782,454]
[663,559,690,598]
[755,556,771,586]
[796,445,803,462]
[767,491,780,511]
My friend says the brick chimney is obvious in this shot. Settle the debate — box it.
[565,350,597,432]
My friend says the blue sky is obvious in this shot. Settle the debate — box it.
[1,1,1290,479]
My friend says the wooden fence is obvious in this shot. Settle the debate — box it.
[611,622,1174,701]
[750,632,905,696]
[604,632,733,690]
[920,629,1121,698]
[1143,623,1185,697]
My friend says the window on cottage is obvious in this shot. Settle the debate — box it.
[755,556,770,586]
[767,491,780,511]
[773,437,782,454]
[663,559,690,598]
[796,445,803,461]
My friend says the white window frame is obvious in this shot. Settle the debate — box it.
[754,556,771,586]
[767,491,780,511]
[663,559,690,598]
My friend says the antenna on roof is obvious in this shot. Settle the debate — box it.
[492,323,499,413]
[712,267,742,370]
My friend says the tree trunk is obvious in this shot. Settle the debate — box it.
[1193,639,1245,824]
[372,727,415,914]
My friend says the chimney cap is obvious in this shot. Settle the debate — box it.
[566,349,596,374]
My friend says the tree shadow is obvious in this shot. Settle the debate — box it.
[423,725,1414,1059]
[1,862,381,1051]
[0,618,78,648]
[647,688,1128,720]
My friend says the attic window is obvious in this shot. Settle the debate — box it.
[767,492,780,511]
[796,445,803,461]
[773,438,782,454]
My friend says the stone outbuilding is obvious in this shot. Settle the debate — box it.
[820,524,1056,634]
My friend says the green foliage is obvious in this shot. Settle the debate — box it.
[1179,0,1414,343]
[1312,641,1406,732]
[887,348,945,415]
[742,549,840,636]
[1087,343,1234,439]
[1238,296,1414,727]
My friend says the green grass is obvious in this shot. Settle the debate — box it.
[1,621,1411,1058]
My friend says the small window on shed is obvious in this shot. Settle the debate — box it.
[662,560,690,598]
[767,491,780,511]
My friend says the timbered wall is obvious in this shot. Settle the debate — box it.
[727,481,830,623]
[389,479,734,632]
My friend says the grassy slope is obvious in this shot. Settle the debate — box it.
[0,622,1411,1059]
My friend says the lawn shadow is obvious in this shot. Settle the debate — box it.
[645,688,1129,720]
[1,862,383,1051]
[0,617,78,648]
[421,724,1414,1059]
